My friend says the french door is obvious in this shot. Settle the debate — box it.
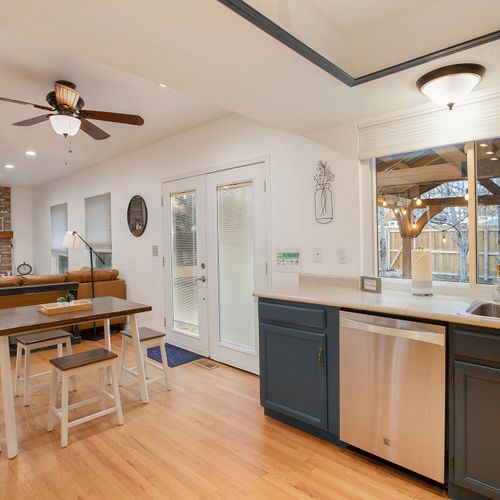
[163,163,268,374]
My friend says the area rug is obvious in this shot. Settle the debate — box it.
[147,343,202,368]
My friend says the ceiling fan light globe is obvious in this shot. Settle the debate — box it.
[49,115,81,136]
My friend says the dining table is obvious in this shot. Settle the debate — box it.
[0,296,152,458]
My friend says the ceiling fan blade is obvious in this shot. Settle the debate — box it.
[79,118,110,140]
[0,96,53,111]
[12,114,52,126]
[79,110,144,126]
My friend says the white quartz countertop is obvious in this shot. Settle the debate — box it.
[254,284,500,330]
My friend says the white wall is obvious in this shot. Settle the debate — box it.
[31,115,361,330]
[11,188,33,274]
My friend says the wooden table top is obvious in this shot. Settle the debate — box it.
[0,297,152,336]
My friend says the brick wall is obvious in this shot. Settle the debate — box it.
[0,187,12,275]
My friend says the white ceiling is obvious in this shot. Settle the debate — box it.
[0,28,229,188]
[0,1,499,188]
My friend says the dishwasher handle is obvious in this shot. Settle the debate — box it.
[341,317,445,346]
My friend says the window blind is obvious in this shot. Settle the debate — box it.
[50,203,68,253]
[85,193,112,250]
[358,92,500,160]
[217,181,255,349]
[171,191,199,332]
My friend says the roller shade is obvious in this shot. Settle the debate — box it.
[85,193,112,250]
[50,203,67,253]
[358,92,500,160]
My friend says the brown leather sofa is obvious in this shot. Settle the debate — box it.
[0,269,126,332]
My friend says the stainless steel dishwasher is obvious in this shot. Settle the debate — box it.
[339,311,445,483]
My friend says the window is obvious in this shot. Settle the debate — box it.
[376,138,500,284]
[50,203,68,274]
[85,193,112,269]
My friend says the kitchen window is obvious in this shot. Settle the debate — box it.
[85,193,112,269]
[376,137,500,284]
[50,203,68,274]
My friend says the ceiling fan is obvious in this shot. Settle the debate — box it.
[0,80,144,140]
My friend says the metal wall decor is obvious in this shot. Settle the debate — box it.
[127,195,148,237]
[314,161,335,224]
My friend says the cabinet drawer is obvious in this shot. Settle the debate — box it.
[454,328,500,364]
[259,301,326,330]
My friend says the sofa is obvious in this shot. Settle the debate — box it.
[0,269,126,334]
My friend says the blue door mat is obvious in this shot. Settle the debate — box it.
[147,343,202,368]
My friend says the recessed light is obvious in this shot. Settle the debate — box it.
[479,143,489,147]
[486,151,494,155]
[491,157,498,161]
[25,150,36,156]
[4,164,14,169]
[159,83,167,88]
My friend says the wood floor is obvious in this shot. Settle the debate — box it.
[0,336,448,499]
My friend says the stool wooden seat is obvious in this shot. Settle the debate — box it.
[120,327,170,397]
[47,348,123,448]
[15,329,75,406]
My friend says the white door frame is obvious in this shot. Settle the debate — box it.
[162,156,271,371]
[206,164,268,374]
[163,176,209,356]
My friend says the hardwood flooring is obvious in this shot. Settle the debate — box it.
[0,337,448,499]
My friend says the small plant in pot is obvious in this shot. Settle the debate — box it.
[57,293,75,304]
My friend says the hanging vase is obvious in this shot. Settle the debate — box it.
[315,186,334,224]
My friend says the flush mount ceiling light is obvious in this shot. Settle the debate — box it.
[4,164,14,169]
[49,114,81,137]
[417,64,485,110]
[25,150,36,156]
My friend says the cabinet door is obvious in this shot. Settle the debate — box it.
[260,323,327,430]
[453,361,500,498]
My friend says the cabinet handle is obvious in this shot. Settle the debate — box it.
[318,345,325,368]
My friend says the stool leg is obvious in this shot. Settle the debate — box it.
[98,368,106,411]
[66,339,77,392]
[143,347,149,380]
[60,374,69,447]
[119,336,126,386]
[47,368,58,432]
[56,343,64,384]
[23,348,31,406]
[14,344,22,397]
[159,341,171,390]
[111,362,124,426]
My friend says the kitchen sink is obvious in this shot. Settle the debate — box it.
[462,301,500,318]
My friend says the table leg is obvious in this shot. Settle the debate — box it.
[104,318,111,351]
[129,315,149,403]
[0,336,18,458]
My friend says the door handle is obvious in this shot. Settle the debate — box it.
[197,276,206,283]
[318,345,325,368]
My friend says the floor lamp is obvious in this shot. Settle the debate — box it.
[63,230,105,338]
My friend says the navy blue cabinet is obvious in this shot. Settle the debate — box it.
[449,325,500,500]
[260,323,327,429]
[259,299,341,441]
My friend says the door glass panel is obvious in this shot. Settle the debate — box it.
[217,182,255,350]
[171,191,199,335]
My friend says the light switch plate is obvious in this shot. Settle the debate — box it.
[337,248,347,264]
[313,247,322,263]
[152,245,159,257]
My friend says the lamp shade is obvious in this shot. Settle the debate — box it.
[49,114,81,136]
[417,64,485,110]
[62,231,81,249]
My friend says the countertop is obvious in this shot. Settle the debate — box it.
[254,284,500,329]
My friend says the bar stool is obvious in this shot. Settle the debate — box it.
[15,330,76,406]
[119,326,171,397]
[47,348,123,448]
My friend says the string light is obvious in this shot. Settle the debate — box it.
[382,197,387,207]
[394,207,399,214]
[464,190,469,201]
[442,231,447,244]
[415,196,422,206]
[402,207,407,215]
[412,221,417,229]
